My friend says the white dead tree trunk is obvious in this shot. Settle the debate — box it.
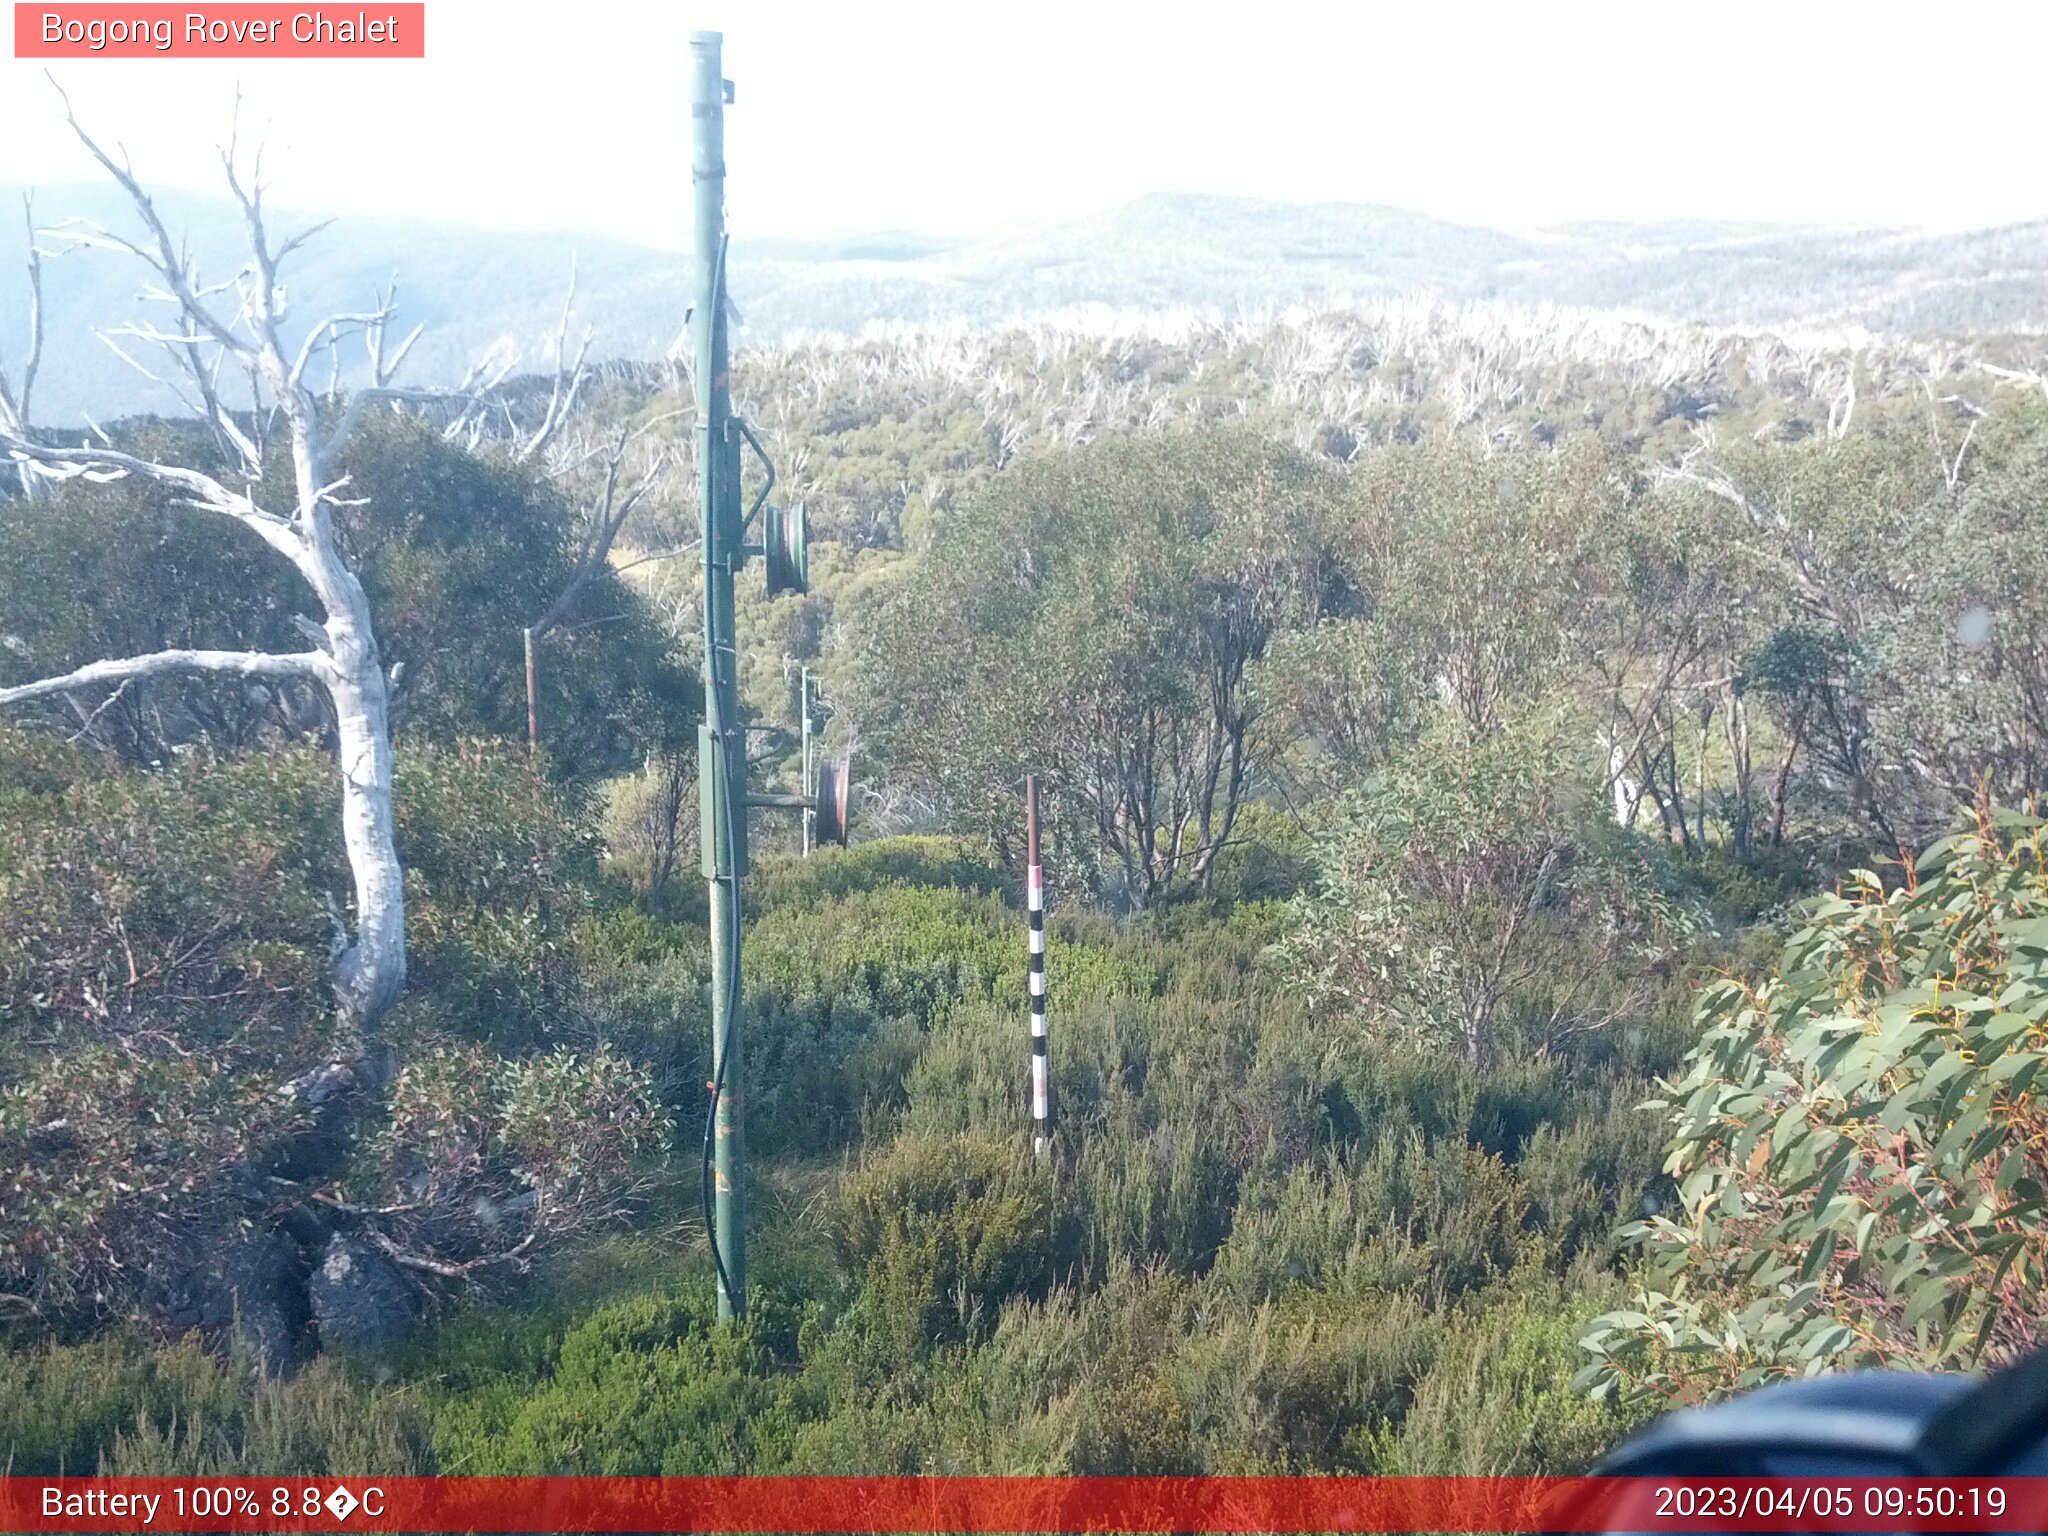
[0,194,43,499]
[0,98,494,1032]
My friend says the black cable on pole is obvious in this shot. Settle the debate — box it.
[701,725,742,1317]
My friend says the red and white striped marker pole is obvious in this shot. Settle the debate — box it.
[1026,774,1050,1156]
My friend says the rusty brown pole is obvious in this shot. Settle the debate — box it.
[1027,774,1049,1155]
[523,626,538,756]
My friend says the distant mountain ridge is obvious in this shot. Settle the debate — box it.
[1,186,2040,423]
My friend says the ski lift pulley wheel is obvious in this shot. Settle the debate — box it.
[765,501,809,595]
[815,757,852,847]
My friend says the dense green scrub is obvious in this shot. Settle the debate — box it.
[1,827,1671,1475]
[7,322,2048,1478]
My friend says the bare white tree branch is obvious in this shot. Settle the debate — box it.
[0,192,43,495]
[45,79,250,360]
[0,647,325,707]
[507,259,593,467]
[529,412,681,641]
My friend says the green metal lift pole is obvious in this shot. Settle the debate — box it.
[692,29,746,1322]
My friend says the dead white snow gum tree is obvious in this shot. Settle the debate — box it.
[0,96,502,1037]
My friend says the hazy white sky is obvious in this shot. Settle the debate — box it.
[2,0,2041,246]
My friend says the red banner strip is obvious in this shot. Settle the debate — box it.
[14,5,424,58]
[2,1476,2045,1533]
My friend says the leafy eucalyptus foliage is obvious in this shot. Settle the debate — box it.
[1579,806,2048,1406]
[1278,716,1699,1067]
[857,428,1338,906]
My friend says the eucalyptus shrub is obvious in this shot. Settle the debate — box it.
[1578,806,2048,1406]
[0,729,661,1316]
[1279,715,1700,1068]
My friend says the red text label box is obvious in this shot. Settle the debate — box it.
[15,4,425,57]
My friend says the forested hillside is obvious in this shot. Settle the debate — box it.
[7,181,2048,423]
[7,189,2048,1481]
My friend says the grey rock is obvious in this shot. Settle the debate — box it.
[309,1233,417,1354]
